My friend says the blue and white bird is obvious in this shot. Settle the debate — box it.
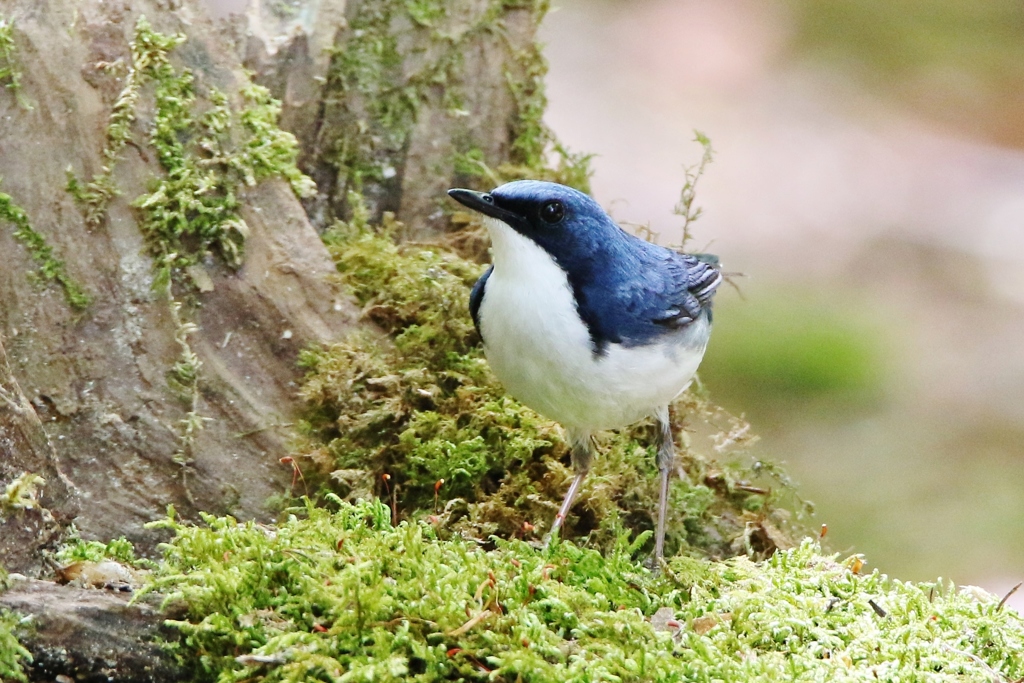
[448,180,722,559]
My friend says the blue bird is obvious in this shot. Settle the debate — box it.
[448,180,721,559]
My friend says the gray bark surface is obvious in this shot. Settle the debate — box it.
[0,337,78,575]
[235,0,540,237]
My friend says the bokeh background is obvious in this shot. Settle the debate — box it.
[540,0,1024,605]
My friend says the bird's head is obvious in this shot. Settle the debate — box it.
[448,180,623,268]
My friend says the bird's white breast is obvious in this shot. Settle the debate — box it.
[477,217,709,435]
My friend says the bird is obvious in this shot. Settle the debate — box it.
[447,180,721,559]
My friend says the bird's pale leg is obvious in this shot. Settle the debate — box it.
[654,410,675,561]
[546,432,593,546]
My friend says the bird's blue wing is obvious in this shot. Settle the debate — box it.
[574,246,721,351]
[469,265,493,335]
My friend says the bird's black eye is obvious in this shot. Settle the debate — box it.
[539,200,565,224]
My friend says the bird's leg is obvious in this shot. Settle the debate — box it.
[654,409,675,561]
[546,431,593,546]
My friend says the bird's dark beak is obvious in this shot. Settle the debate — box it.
[447,188,519,224]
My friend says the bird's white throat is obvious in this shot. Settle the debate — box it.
[477,217,709,436]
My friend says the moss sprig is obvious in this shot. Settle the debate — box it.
[0,610,30,683]
[67,17,186,228]
[165,283,209,485]
[675,131,715,248]
[0,16,30,110]
[0,184,92,309]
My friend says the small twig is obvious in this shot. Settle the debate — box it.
[446,609,494,637]
[233,422,294,439]
[390,481,398,526]
[868,599,887,618]
[997,582,1022,611]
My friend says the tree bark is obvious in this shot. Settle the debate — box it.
[0,336,78,576]
[236,0,545,237]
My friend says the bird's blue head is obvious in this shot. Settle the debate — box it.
[447,180,626,265]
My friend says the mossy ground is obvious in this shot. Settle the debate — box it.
[121,499,1024,682]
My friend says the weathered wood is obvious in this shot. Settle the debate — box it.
[0,579,186,683]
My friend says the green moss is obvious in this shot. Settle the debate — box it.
[67,17,187,228]
[70,17,314,284]
[139,500,1024,682]
[0,610,30,683]
[0,185,92,310]
[137,78,259,281]
[127,25,315,286]
[0,472,45,511]
[55,534,147,567]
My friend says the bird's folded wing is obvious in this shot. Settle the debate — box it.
[469,265,493,334]
[633,252,722,331]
